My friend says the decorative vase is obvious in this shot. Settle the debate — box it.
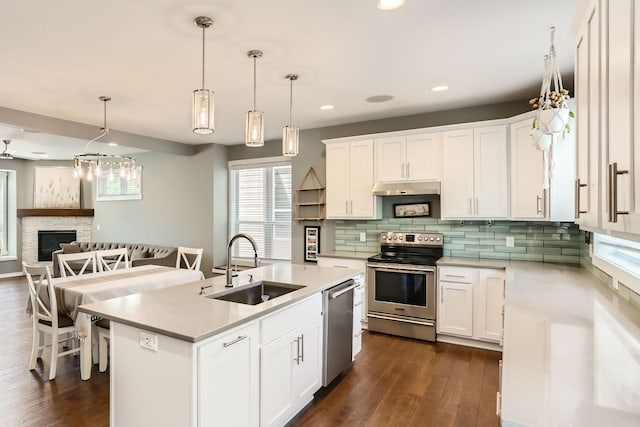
[531,128,552,151]
[537,107,570,134]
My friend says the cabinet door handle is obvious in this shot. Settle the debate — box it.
[299,334,304,362]
[350,200,353,215]
[345,200,349,215]
[407,163,411,178]
[475,197,479,215]
[293,337,300,365]
[401,162,405,178]
[575,179,587,218]
[444,274,465,278]
[468,198,473,215]
[223,335,247,348]
[536,195,542,215]
[543,188,548,218]
[440,286,443,303]
[608,162,629,223]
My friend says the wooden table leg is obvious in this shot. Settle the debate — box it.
[77,314,92,380]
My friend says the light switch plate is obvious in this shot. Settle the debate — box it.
[505,236,515,248]
[359,232,366,242]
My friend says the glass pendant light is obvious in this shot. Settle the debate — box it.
[192,16,215,134]
[282,74,299,157]
[246,50,264,147]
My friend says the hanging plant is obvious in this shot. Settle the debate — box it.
[528,27,575,187]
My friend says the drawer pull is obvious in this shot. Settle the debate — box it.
[223,335,247,348]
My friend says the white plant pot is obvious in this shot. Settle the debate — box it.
[531,128,552,151]
[537,108,570,134]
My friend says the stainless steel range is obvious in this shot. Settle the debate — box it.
[367,231,443,341]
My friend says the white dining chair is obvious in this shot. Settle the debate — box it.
[176,246,203,271]
[23,262,81,380]
[95,319,110,372]
[58,251,97,277]
[96,248,130,272]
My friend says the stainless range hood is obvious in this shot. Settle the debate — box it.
[372,181,441,196]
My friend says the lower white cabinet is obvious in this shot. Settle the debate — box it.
[437,266,505,346]
[352,282,364,358]
[198,322,260,427]
[260,294,323,427]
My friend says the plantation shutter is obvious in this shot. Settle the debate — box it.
[229,159,292,261]
[0,172,8,255]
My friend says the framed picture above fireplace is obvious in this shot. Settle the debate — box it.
[34,167,80,208]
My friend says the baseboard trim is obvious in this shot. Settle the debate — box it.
[0,271,25,279]
[437,334,502,352]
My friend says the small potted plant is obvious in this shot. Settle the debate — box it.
[529,89,574,150]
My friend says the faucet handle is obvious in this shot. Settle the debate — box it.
[248,274,253,282]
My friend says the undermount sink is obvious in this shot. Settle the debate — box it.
[209,281,304,305]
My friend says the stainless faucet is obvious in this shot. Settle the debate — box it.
[226,233,259,286]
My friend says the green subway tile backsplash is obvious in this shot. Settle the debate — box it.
[332,219,583,263]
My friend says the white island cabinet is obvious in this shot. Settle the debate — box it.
[80,264,360,427]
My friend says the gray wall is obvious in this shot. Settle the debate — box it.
[91,144,228,277]
[228,99,532,263]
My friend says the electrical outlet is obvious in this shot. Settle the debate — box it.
[505,236,515,248]
[359,232,366,242]
[96,224,101,231]
[140,332,158,351]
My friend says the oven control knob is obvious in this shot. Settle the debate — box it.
[429,237,435,241]
[399,236,404,240]
[436,237,441,242]
[393,236,397,240]
[417,236,422,241]
[382,235,387,240]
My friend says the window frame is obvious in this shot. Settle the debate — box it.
[228,156,292,264]
[0,169,17,260]
[592,233,640,295]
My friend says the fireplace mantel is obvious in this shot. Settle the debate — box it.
[17,209,94,217]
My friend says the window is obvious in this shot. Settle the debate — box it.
[229,157,292,262]
[95,167,142,201]
[593,233,640,294]
[0,171,8,256]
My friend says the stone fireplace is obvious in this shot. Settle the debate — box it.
[19,209,93,265]
[37,230,77,261]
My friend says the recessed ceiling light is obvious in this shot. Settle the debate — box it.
[32,151,48,158]
[320,105,334,110]
[378,0,405,11]
[21,128,40,133]
[107,142,118,147]
[366,95,394,103]
[432,85,449,92]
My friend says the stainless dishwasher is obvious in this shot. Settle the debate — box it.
[323,279,357,386]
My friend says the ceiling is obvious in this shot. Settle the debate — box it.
[0,0,578,157]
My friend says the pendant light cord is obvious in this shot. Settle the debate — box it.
[201,26,206,89]
[253,55,257,110]
[289,77,293,125]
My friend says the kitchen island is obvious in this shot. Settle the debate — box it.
[80,263,359,427]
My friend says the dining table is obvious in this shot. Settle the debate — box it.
[52,264,205,380]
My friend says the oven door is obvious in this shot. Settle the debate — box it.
[367,263,436,320]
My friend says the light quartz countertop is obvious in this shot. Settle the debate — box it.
[317,251,377,260]
[79,263,359,343]
[438,257,640,426]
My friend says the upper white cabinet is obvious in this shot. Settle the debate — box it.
[325,139,381,219]
[573,0,640,235]
[509,116,575,221]
[574,0,601,228]
[375,133,442,183]
[441,126,508,219]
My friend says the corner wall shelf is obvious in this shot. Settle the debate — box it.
[294,167,325,222]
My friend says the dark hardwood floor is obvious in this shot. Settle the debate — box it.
[1,277,500,427]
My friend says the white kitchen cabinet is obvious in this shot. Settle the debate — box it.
[441,126,508,219]
[510,116,575,221]
[438,268,474,337]
[574,0,601,228]
[437,266,505,347]
[474,269,506,343]
[375,133,441,183]
[198,322,259,427]
[325,139,381,219]
[260,294,323,427]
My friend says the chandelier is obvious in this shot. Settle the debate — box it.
[73,96,137,182]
